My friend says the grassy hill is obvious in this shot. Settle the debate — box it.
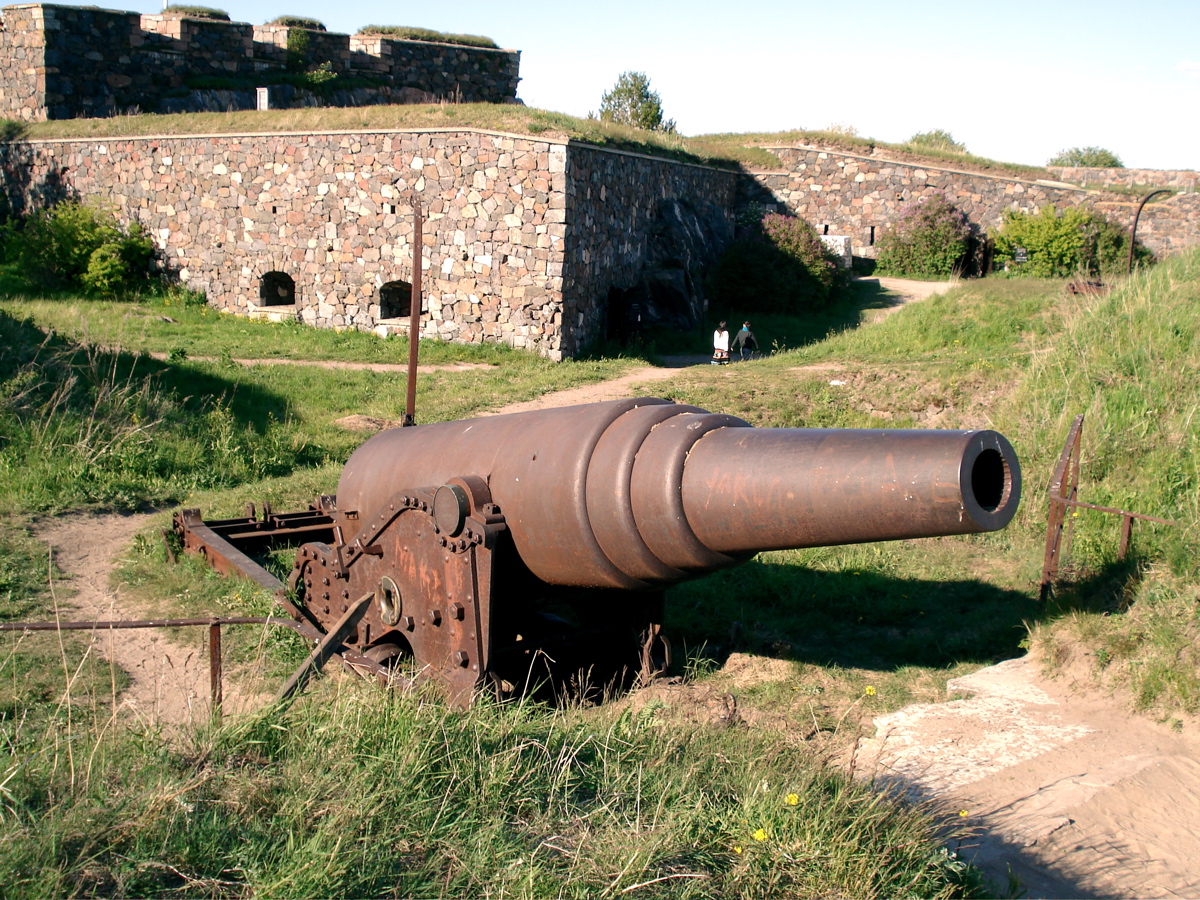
[1,249,1197,896]
[6,104,1057,179]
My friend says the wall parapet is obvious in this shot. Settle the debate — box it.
[1046,166,1197,191]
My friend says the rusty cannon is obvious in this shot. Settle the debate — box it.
[175,397,1021,703]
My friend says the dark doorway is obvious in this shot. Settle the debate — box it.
[260,271,296,306]
[380,280,413,319]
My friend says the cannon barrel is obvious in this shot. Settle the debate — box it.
[336,397,1020,591]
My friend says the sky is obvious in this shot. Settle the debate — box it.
[65,0,1200,170]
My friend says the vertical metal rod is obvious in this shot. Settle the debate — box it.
[209,622,223,717]
[404,196,423,426]
[1118,515,1134,559]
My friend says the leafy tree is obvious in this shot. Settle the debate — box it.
[907,129,966,153]
[876,194,971,278]
[1047,146,1124,168]
[599,72,676,133]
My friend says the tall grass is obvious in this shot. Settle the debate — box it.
[0,677,984,898]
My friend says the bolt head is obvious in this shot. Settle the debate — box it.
[453,650,469,667]
[450,602,465,620]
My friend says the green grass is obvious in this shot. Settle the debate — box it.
[357,25,500,49]
[0,683,984,899]
[6,105,780,171]
[693,129,1054,181]
[3,249,1199,896]
[5,106,1076,177]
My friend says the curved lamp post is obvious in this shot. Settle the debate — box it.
[1127,189,1171,275]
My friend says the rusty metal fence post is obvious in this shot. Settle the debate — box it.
[1040,415,1178,600]
[0,616,302,717]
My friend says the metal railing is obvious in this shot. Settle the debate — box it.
[1040,414,1178,599]
[0,615,304,716]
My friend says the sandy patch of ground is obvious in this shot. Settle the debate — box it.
[857,654,1200,898]
[34,511,270,733]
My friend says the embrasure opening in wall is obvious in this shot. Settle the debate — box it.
[259,271,296,306]
[380,280,413,319]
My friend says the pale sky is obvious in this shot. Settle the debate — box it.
[56,0,1200,170]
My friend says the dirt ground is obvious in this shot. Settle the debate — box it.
[34,512,270,734]
[33,275,1200,898]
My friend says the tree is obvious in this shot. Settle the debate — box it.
[1047,146,1124,168]
[907,129,966,153]
[599,72,676,133]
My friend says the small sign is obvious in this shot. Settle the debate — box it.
[256,87,270,111]
[1014,246,1028,263]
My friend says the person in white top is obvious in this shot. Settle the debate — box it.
[711,321,730,365]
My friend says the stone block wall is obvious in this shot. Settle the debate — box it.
[747,145,1198,261]
[0,3,44,118]
[141,14,254,79]
[0,3,521,121]
[1,4,154,120]
[3,128,741,359]
[18,129,567,354]
[562,146,736,353]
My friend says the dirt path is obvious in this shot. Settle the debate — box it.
[35,511,268,732]
[860,655,1200,898]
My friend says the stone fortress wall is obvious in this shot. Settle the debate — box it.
[4,128,1195,360]
[748,146,1200,261]
[0,3,520,121]
[5,129,739,360]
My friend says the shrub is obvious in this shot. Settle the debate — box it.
[162,5,230,20]
[356,25,499,49]
[707,212,845,314]
[2,201,153,296]
[271,15,325,30]
[875,194,971,278]
[992,205,1150,277]
[1047,146,1124,168]
[906,129,966,153]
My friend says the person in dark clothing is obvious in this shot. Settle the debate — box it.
[732,321,759,360]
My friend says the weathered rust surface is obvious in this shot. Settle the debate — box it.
[179,397,1022,704]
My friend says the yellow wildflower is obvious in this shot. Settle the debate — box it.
[785,793,799,806]
[733,845,744,855]
[753,828,768,841]
[864,686,876,696]
[958,809,969,818]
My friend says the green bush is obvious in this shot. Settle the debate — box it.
[356,25,499,49]
[271,15,325,30]
[992,205,1150,277]
[875,194,971,278]
[1047,146,1123,168]
[708,213,845,314]
[162,5,230,20]
[906,129,966,153]
[1,201,153,296]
